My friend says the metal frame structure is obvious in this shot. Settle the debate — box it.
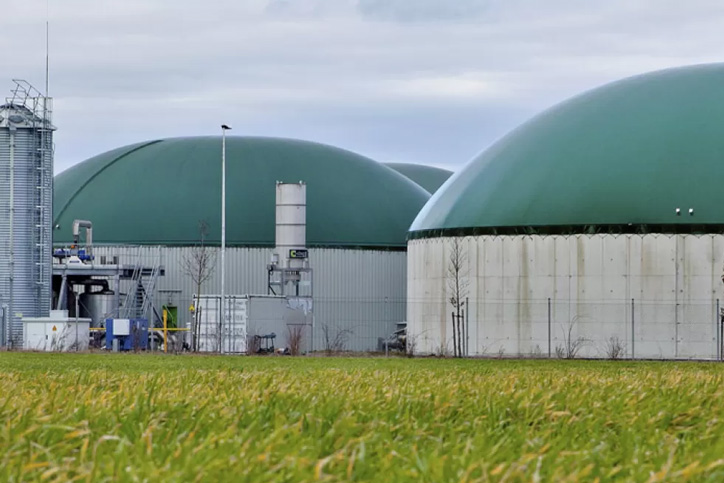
[53,263,165,324]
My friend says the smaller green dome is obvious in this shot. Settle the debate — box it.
[411,63,724,237]
[54,137,430,248]
[384,163,453,194]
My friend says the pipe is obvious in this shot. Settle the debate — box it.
[8,129,14,346]
[1,304,7,347]
[163,308,168,353]
[72,219,93,256]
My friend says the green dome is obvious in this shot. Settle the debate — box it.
[384,163,453,194]
[54,137,430,248]
[411,63,724,237]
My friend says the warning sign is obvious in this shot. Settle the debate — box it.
[52,325,57,332]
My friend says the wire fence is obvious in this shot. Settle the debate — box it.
[149,295,407,355]
[407,298,724,360]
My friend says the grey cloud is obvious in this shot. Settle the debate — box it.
[356,0,492,22]
[4,0,724,175]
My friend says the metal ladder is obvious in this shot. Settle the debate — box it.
[140,263,161,319]
[122,250,143,318]
[34,96,53,315]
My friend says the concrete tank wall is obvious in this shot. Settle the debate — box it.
[407,234,724,359]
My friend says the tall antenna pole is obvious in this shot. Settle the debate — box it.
[45,0,49,97]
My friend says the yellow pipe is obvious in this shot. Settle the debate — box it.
[89,328,189,332]
[163,308,168,353]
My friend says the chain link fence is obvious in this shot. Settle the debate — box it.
[407,298,724,360]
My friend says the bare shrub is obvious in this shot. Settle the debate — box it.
[321,323,352,354]
[287,324,305,356]
[555,345,566,359]
[435,341,450,358]
[246,329,261,354]
[605,336,625,360]
[406,332,418,358]
[560,319,585,359]
[180,220,216,352]
[532,344,543,358]
[497,346,505,359]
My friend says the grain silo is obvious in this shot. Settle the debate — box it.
[408,64,724,360]
[0,81,54,346]
[53,136,429,352]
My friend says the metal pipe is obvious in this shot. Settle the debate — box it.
[466,296,469,356]
[631,298,635,360]
[74,291,79,352]
[163,307,168,353]
[8,129,15,347]
[717,299,721,361]
[1,304,7,347]
[72,219,93,256]
[547,298,551,358]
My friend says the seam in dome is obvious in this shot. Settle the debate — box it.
[54,140,163,225]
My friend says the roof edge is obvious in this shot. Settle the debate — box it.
[409,224,724,239]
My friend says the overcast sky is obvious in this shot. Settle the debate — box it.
[3,0,724,174]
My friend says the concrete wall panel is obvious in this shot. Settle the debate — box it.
[408,234,724,359]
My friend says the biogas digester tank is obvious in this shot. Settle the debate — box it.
[0,82,54,346]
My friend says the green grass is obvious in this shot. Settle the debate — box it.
[2,354,724,482]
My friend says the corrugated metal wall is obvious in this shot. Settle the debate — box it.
[408,234,724,359]
[92,246,406,352]
[0,124,52,345]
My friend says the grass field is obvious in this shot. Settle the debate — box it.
[2,354,724,482]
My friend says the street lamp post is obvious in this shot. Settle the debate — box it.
[220,124,231,352]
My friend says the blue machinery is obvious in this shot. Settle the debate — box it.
[105,318,149,351]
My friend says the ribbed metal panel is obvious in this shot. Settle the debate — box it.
[90,246,406,351]
[0,118,53,345]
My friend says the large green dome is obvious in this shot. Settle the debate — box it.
[54,136,430,248]
[411,63,724,237]
[384,163,453,194]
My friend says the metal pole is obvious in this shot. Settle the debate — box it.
[717,299,720,361]
[8,130,15,347]
[221,129,225,352]
[220,125,231,353]
[163,307,168,353]
[716,299,724,360]
[631,298,635,360]
[75,292,79,352]
[466,296,469,356]
[0,304,7,347]
[461,308,466,357]
[547,298,551,358]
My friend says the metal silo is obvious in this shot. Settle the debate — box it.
[0,81,54,346]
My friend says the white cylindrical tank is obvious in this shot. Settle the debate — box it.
[275,182,306,273]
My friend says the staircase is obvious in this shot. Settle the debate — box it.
[122,248,163,323]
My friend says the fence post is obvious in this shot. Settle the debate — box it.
[719,299,722,362]
[547,298,551,358]
[466,296,470,357]
[631,298,635,360]
[461,308,466,357]
[717,299,721,361]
